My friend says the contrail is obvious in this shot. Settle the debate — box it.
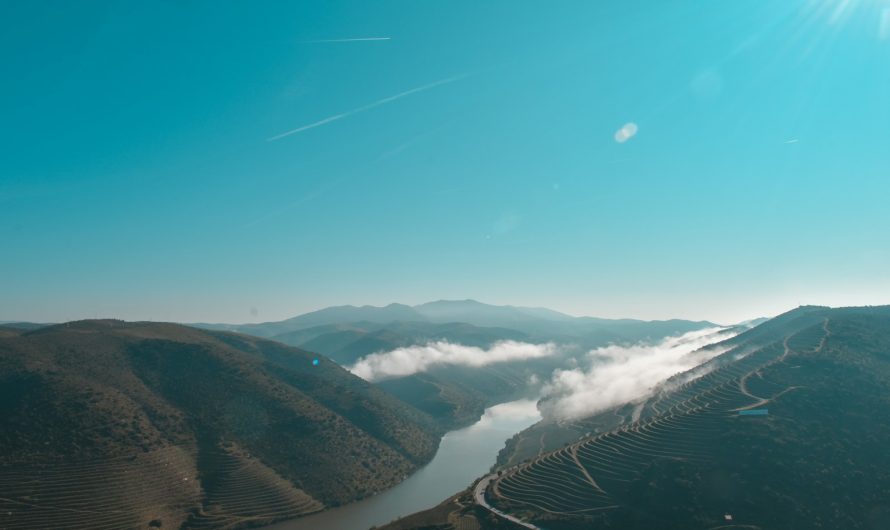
[267,74,468,141]
[304,37,391,43]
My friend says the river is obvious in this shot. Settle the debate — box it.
[267,398,541,530]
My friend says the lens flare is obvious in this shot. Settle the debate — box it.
[614,122,639,143]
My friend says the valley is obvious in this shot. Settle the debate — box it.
[266,399,540,530]
[398,305,890,530]
[6,4,885,528]
[3,304,889,530]
[195,300,717,431]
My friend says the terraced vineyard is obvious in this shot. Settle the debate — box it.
[185,443,323,529]
[0,320,441,529]
[0,445,201,530]
[485,306,890,529]
[0,442,324,530]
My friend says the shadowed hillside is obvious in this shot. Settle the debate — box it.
[0,320,441,530]
[485,306,890,529]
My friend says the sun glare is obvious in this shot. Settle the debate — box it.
[808,0,890,36]
[881,7,890,38]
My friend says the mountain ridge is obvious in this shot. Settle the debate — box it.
[190,300,718,339]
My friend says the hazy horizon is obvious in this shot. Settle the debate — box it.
[5,295,890,328]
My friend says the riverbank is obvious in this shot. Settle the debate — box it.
[266,399,541,530]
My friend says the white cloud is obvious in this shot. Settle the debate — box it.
[349,340,558,382]
[538,327,737,420]
[472,398,542,429]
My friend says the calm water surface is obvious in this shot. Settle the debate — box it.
[268,398,541,530]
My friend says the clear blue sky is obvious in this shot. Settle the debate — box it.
[2,0,889,324]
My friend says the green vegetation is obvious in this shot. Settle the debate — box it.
[199,300,716,431]
[486,306,890,529]
[376,362,539,430]
[272,321,531,366]
[376,489,526,530]
[193,300,715,351]
[0,320,441,530]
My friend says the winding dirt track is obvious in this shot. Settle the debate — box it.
[480,319,832,525]
[473,475,539,529]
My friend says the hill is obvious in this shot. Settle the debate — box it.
[0,320,441,530]
[193,303,426,338]
[413,299,576,328]
[190,300,716,345]
[482,305,890,529]
[189,302,716,432]
[272,320,531,366]
[191,302,716,430]
[0,321,51,337]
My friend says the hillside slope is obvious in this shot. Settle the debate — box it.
[0,320,441,530]
[272,321,531,366]
[485,306,890,529]
[257,305,716,430]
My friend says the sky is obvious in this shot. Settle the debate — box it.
[2,0,889,325]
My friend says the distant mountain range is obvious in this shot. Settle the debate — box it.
[192,300,720,429]
[0,321,49,337]
[192,299,716,343]
[0,320,441,530]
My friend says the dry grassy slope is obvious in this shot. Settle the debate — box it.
[0,320,442,530]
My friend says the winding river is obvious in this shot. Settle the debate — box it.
[267,398,541,530]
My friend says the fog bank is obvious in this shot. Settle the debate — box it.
[539,327,737,420]
[350,340,557,382]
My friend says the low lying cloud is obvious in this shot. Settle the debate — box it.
[471,398,542,430]
[538,327,737,421]
[349,340,557,382]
